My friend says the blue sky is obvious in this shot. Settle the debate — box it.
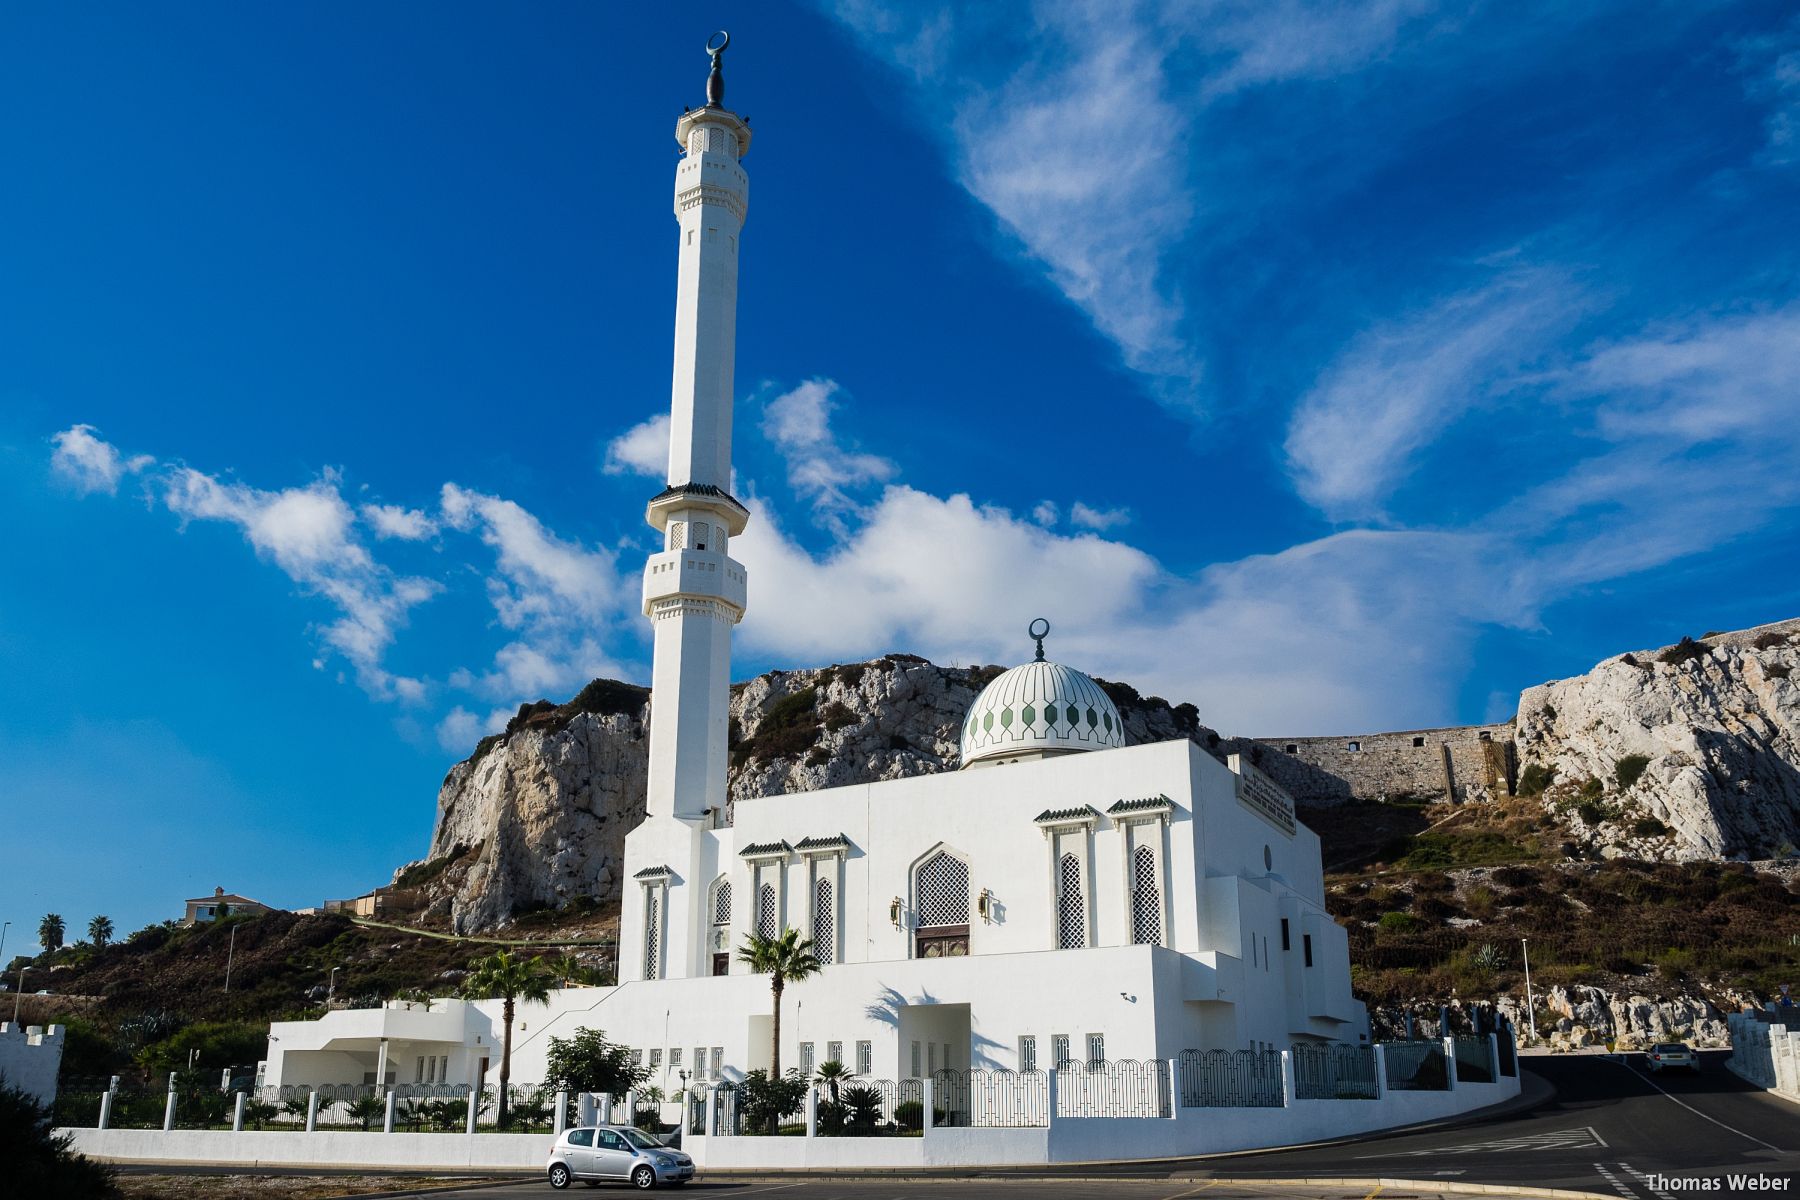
[4,2,1799,950]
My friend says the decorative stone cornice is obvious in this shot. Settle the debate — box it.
[633,865,674,881]
[739,840,793,860]
[795,834,851,856]
[1033,805,1101,829]
[1107,794,1174,819]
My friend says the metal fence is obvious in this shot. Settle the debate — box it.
[1290,1043,1378,1100]
[930,1068,1048,1127]
[1055,1059,1172,1118]
[1452,1036,1495,1084]
[1176,1048,1284,1107]
[1383,1040,1450,1091]
[1497,1028,1518,1077]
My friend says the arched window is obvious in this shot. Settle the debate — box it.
[757,882,777,939]
[914,850,969,958]
[1057,853,1085,949]
[1130,845,1161,945]
[813,878,834,962]
[712,878,732,926]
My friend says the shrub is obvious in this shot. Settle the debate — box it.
[1579,778,1605,800]
[739,1069,808,1134]
[1768,664,1792,680]
[1633,815,1670,839]
[893,1099,945,1131]
[1378,911,1420,933]
[1658,637,1709,667]
[0,1085,119,1198]
[1614,755,1651,790]
[1752,631,1789,650]
[739,688,822,762]
[1576,799,1609,826]
[1518,763,1556,796]
[542,1028,649,1096]
[396,846,467,888]
[1470,942,1509,971]
[820,702,857,732]
[804,748,829,767]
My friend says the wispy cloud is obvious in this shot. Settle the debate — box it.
[1737,16,1800,167]
[760,379,896,528]
[50,424,152,495]
[362,503,438,541]
[602,413,670,478]
[1070,501,1130,531]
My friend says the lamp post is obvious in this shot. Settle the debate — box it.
[0,921,11,973]
[11,966,30,1023]
[1521,937,1538,1044]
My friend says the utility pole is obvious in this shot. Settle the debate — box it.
[0,921,11,974]
[1521,937,1538,1044]
[224,925,237,992]
[11,966,29,1023]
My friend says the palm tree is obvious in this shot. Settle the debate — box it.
[736,928,822,1083]
[87,916,113,948]
[813,1059,854,1105]
[462,951,552,1129]
[548,953,587,988]
[37,914,64,953]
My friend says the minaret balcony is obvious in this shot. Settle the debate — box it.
[642,548,747,616]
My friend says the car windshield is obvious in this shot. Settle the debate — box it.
[620,1127,665,1149]
[1652,1043,1688,1053]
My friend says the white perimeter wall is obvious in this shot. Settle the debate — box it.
[0,1023,65,1105]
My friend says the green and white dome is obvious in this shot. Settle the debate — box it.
[959,638,1126,769]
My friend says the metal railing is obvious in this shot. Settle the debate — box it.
[1497,1028,1518,1078]
[1291,1043,1378,1100]
[930,1068,1048,1127]
[1453,1036,1495,1084]
[1176,1048,1284,1107]
[1383,1040,1450,1091]
[1055,1059,1172,1118]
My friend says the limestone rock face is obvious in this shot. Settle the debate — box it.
[412,657,1211,932]
[1515,620,1800,860]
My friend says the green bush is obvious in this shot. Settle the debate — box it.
[892,1099,945,1131]
[1378,911,1420,933]
[1518,762,1555,796]
[1576,799,1609,826]
[1633,815,1670,838]
[1658,636,1709,667]
[0,1085,119,1197]
[1614,754,1650,790]
[738,688,822,762]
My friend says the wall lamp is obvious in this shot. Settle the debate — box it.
[977,889,994,922]
[889,898,903,927]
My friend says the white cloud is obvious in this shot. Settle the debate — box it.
[50,425,152,495]
[1738,18,1800,167]
[1070,502,1130,531]
[1197,0,1439,98]
[602,414,671,477]
[761,380,896,524]
[1284,270,1587,520]
[436,705,511,753]
[1031,500,1060,526]
[362,503,438,541]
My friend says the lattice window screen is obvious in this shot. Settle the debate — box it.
[669,522,686,550]
[644,891,661,979]
[916,852,969,927]
[813,878,835,962]
[1057,852,1085,949]
[713,879,732,926]
[1051,1034,1071,1067]
[1131,845,1162,945]
[757,882,776,938]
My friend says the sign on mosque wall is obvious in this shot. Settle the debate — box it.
[1228,754,1297,836]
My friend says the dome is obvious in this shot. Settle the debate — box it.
[959,652,1126,769]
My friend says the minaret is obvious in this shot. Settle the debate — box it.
[642,32,751,828]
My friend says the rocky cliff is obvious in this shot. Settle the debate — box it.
[1515,619,1800,861]
[405,619,1800,932]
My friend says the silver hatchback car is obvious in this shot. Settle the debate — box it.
[546,1123,694,1190]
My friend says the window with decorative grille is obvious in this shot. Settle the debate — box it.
[1085,1033,1105,1064]
[913,849,970,957]
[857,1040,872,1074]
[670,1048,682,1070]
[911,1041,921,1078]
[694,1047,706,1078]
[813,878,834,962]
[650,1048,663,1070]
[757,882,776,938]
[1056,852,1085,949]
[1130,844,1162,945]
[799,1042,814,1074]
[826,1040,843,1066]
[644,891,661,979]
[713,879,732,926]
[710,1047,723,1076]
[1019,1036,1037,1072]
[1051,1034,1071,1067]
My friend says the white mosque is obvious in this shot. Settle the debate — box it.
[263,33,1372,1118]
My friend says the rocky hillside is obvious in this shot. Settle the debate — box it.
[402,619,1800,933]
[1515,619,1800,860]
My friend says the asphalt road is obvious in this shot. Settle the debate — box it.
[118,1051,1800,1199]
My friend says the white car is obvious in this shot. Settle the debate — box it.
[1646,1042,1698,1073]
[546,1123,694,1190]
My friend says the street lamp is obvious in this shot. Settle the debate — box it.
[0,921,11,973]
[1521,937,1538,1044]
[11,966,30,1023]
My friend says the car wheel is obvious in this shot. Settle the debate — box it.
[631,1164,657,1189]
[548,1163,572,1190]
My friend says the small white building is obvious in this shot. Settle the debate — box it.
[265,36,1365,1107]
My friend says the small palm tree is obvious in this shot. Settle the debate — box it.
[346,1093,386,1131]
[736,928,822,1088]
[280,1096,310,1126]
[813,1059,853,1105]
[462,951,553,1129]
[87,916,113,948]
[548,953,588,987]
[37,914,65,952]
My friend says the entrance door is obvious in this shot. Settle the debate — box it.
[712,953,730,976]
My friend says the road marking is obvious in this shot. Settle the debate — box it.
[732,1186,807,1196]
[1594,1162,1640,1199]
[1356,1125,1606,1157]
[1157,1184,1220,1200]
[1361,1186,1383,1199]
[1613,1058,1787,1152]
[1623,1162,1676,1200]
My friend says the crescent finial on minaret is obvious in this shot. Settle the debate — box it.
[705,31,730,108]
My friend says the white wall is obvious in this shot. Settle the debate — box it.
[62,1128,554,1171]
[0,1023,65,1106]
[1726,1012,1800,1102]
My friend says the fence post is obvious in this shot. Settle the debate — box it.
[705,1086,718,1137]
[97,1088,113,1131]
[1372,1044,1387,1097]
[1046,1067,1058,1125]
[466,1067,480,1137]
[1279,1050,1296,1106]
[577,1091,595,1127]
[233,1091,246,1132]
[805,1085,818,1138]
[1164,1058,1178,1118]
[383,1088,396,1134]
[1443,1036,1458,1090]
[553,1090,568,1136]
[623,1089,637,1126]
[922,1077,935,1131]
[305,1090,319,1132]
[1487,1032,1500,1083]
[163,1073,177,1132]
[599,1092,612,1124]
